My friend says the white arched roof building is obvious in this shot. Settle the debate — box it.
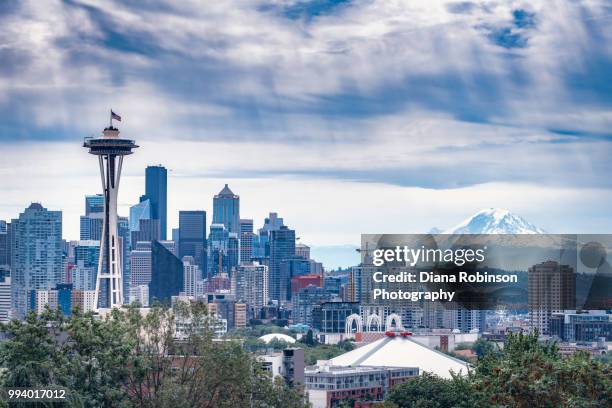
[325,334,469,379]
[259,333,297,344]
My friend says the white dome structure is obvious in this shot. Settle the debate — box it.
[259,333,296,344]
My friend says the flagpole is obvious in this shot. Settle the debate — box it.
[109,108,112,128]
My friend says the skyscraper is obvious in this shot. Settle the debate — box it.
[269,225,296,302]
[295,243,311,260]
[11,203,63,317]
[228,233,239,274]
[129,241,152,287]
[233,262,269,318]
[0,276,11,323]
[279,257,312,301]
[72,240,100,291]
[149,241,183,305]
[213,184,240,234]
[178,211,207,275]
[83,120,138,309]
[85,194,104,215]
[129,199,151,233]
[0,220,8,267]
[143,165,168,240]
[253,212,284,258]
[529,261,576,335]
[182,256,199,297]
[130,218,160,244]
[80,213,103,240]
[208,224,229,277]
[239,219,254,263]
[292,285,331,326]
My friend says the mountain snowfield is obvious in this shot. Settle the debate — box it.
[442,208,545,234]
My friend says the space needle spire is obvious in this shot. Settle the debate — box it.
[83,112,138,310]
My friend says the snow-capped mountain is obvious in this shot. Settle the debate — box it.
[443,208,545,234]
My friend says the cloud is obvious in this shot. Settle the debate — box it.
[0,0,611,252]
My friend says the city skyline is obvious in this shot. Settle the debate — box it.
[1,0,611,254]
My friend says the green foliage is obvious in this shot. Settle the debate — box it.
[0,302,309,408]
[595,350,612,365]
[298,342,353,366]
[386,373,477,408]
[386,332,611,408]
[470,338,496,358]
[472,331,612,407]
[302,329,317,346]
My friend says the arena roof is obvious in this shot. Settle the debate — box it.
[325,334,469,379]
[259,333,297,344]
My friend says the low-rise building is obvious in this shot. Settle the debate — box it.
[260,347,305,388]
[305,365,417,408]
[549,310,611,342]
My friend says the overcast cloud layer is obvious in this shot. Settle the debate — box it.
[1,0,611,264]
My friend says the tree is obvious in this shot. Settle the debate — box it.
[0,302,309,408]
[385,332,612,408]
[471,338,496,358]
[386,372,477,408]
[472,331,612,407]
[0,308,66,390]
[303,329,316,346]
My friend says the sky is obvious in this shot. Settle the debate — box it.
[1,0,611,268]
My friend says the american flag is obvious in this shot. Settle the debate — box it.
[111,110,122,122]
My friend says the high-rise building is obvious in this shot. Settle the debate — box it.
[56,283,73,317]
[449,308,486,333]
[269,225,296,302]
[292,285,331,326]
[178,211,207,275]
[130,218,160,244]
[33,289,57,315]
[233,262,269,318]
[239,219,254,263]
[118,215,130,303]
[528,261,576,335]
[212,184,240,234]
[291,274,323,299]
[204,293,238,329]
[208,224,229,277]
[235,303,247,328]
[0,276,11,323]
[0,220,9,268]
[324,276,343,296]
[253,212,284,258]
[72,290,96,313]
[182,256,200,297]
[280,257,312,302]
[348,265,367,303]
[128,285,149,307]
[295,243,310,260]
[228,233,239,274]
[83,122,138,309]
[149,240,183,305]
[11,203,63,317]
[130,241,152,287]
[129,199,151,233]
[85,194,104,216]
[79,213,103,240]
[72,240,100,291]
[143,165,168,240]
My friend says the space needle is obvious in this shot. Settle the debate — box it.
[83,111,138,310]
